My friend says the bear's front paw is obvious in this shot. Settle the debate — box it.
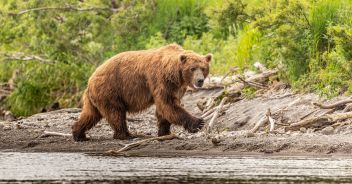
[184,118,204,133]
[72,131,89,142]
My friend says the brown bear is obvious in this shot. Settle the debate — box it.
[72,44,212,141]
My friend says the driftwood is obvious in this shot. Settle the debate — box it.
[201,103,230,119]
[225,69,278,95]
[202,98,215,113]
[343,104,352,112]
[220,67,239,82]
[105,134,180,155]
[246,69,278,83]
[40,131,71,138]
[250,108,271,133]
[313,98,352,109]
[236,76,266,89]
[254,62,268,72]
[269,116,275,132]
[287,112,352,131]
[206,97,228,134]
[299,109,319,120]
[1,52,55,64]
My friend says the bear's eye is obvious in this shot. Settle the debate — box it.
[190,67,196,72]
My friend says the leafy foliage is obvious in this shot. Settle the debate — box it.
[1,0,352,116]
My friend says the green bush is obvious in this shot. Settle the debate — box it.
[1,0,352,116]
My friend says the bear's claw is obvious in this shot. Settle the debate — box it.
[185,117,204,133]
[72,132,89,142]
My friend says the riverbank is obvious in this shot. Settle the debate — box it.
[1,87,352,156]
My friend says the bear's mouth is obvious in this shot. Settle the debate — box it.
[192,84,202,89]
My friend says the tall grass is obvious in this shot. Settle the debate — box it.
[183,26,260,74]
[309,0,340,71]
[2,0,352,116]
[152,0,207,31]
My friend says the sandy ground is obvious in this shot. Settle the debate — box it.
[1,87,352,156]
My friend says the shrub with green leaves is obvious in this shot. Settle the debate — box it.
[1,0,352,116]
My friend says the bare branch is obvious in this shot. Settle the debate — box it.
[8,5,121,16]
[105,134,180,155]
[40,131,71,138]
[206,97,228,134]
[220,66,239,82]
[313,98,352,109]
[250,108,271,133]
[1,52,55,64]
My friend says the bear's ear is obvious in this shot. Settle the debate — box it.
[205,53,212,63]
[179,54,187,64]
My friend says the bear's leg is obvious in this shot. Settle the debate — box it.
[156,111,171,136]
[105,110,132,140]
[72,96,102,142]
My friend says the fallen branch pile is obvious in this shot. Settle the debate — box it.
[248,97,352,134]
[285,98,352,131]
[197,62,280,138]
[199,62,352,136]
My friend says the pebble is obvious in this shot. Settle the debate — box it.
[4,111,15,121]
[321,126,334,135]
[246,132,255,137]
[299,127,307,133]
[291,131,301,136]
[3,125,11,131]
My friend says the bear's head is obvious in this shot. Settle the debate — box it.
[179,51,212,89]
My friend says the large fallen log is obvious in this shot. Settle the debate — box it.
[287,112,352,131]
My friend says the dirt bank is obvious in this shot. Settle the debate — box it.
[1,88,352,156]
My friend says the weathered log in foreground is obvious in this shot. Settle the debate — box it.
[40,131,72,138]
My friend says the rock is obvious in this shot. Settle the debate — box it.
[4,111,15,121]
[291,131,301,136]
[16,123,24,129]
[211,137,222,146]
[3,125,11,131]
[321,126,334,135]
[246,132,255,137]
[299,127,307,133]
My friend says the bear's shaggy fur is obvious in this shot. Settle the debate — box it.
[72,44,212,141]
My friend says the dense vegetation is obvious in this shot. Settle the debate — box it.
[1,0,352,116]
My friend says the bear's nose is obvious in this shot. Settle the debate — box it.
[197,79,204,86]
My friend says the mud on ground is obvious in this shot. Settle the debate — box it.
[1,88,352,156]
